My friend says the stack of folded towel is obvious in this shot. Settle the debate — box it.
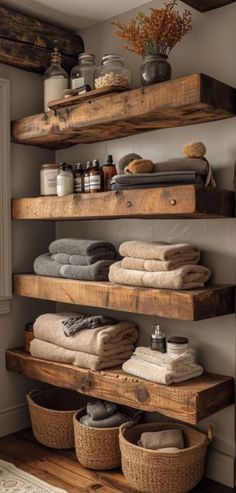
[80,399,131,428]
[138,428,184,453]
[30,312,138,371]
[122,347,203,385]
[109,241,211,290]
[34,238,117,281]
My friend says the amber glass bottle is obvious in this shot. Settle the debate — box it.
[102,155,117,191]
[90,159,104,193]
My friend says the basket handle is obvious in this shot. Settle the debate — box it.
[207,425,213,444]
[27,389,41,397]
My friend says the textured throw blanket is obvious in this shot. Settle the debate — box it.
[30,338,133,371]
[138,429,184,450]
[33,313,138,356]
[109,262,211,290]
[52,251,116,265]
[34,254,114,281]
[121,254,200,272]
[119,241,200,261]
[49,238,116,256]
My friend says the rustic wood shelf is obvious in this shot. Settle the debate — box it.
[11,74,236,149]
[12,186,235,220]
[13,274,235,321]
[6,349,235,424]
[183,0,235,12]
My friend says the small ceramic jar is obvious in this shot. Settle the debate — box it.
[57,163,74,197]
[167,336,189,355]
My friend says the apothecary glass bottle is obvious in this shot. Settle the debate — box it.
[44,48,69,112]
[94,54,131,90]
[71,53,96,90]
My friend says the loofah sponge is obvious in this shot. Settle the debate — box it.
[117,153,142,175]
[124,159,154,174]
[182,141,206,159]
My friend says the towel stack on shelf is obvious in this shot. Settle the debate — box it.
[109,241,211,290]
[30,312,138,371]
[34,238,117,281]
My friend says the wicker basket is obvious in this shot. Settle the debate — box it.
[27,388,88,449]
[119,421,212,493]
[74,406,142,470]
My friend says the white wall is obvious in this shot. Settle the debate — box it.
[0,63,56,436]
[56,1,236,486]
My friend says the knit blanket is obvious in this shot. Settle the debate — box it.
[119,241,200,261]
[33,313,138,356]
[49,238,116,256]
[109,262,211,290]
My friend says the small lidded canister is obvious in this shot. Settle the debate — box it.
[167,336,189,355]
[40,164,58,196]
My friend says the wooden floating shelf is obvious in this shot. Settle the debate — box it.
[12,186,235,220]
[11,74,236,149]
[183,0,235,12]
[6,349,235,424]
[13,274,235,321]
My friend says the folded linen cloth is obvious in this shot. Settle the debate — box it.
[49,238,116,256]
[34,253,62,277]
[33,314,138,357]
[30,338,134,371]
[119,241,200,262]
[87,400,117,420]
[138,429,184,450]
[80,412,131,428]
[111,171,201,187]
[52,251,116,265]
[122,356,203,385]
[109,262,211,290]
[154,158,208,175]
[60,260,114,281]
[121,254,200,272]
[134,347,196,370]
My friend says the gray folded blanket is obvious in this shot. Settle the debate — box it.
[80,412,131,428]
[111,171,201,187]
[60,260,114,281]
[153,158,208,175]
[52,251,116,265]
[87,400,117,420]
[49,238,116,256]
[33,253,62,277]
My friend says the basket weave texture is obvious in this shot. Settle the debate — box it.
[119,421,209,493]
[27,388,87,449]
[74,406,141,470]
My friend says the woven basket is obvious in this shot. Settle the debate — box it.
[27,388,88,449]
[119,421,211,493]
[74,406,141,470]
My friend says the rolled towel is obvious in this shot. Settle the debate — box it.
[121,254,200,272]
[34,253,61,277]
[80,412,131,428]
[138,429,184,450]
[134,347,196,370]
[109,262,211,290]
[49,238,116,256]
[153,157,208,175]
[33,314,138,356]
[60,260,114,281]
[52,251,116,265]
[119,241,200,262]
[30,338,134,371]
[87,399,117,420]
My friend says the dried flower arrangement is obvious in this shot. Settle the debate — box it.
[111,0,192,58]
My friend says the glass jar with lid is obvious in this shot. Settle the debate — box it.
[44,48,69,112]
[94,54,131,90]
[71,53,96,90]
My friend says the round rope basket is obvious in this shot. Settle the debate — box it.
[27,388,88,449]
[73,406,141,470]
[119,421,212,493]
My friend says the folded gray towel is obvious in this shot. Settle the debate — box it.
[80,412,131,428]
[87,400,117,420]
[33,253,62,277]
[154,158,208,175]
[62,314,118,337]
[49,238,116,256]
[111,171,201,187]
[52,251,116,265]
[60,260,115,281]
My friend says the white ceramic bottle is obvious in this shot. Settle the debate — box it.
[44,48,69,112]
[57,163,74,197]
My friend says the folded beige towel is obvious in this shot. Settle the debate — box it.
[119,241,200,262]
[109,262,211,290]
[138,429,184,450]
[30,338,133,371]
[134,347,196,370]
[34,313,138,357]
[121,254,200,272]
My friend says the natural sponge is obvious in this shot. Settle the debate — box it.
[117,153,142,175]
[124,159,154,174]
[182,141,206,159]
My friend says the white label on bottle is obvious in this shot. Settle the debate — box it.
[74,177,83,192]
[90,175,101,191]
[84,176,90,191]
[44,77,68,112]
[72,77,85,90]
[40,169,58,195]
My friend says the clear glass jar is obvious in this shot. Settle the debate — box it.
[71,53,96,90]
[44,48,69,112]
[94,54,131,90]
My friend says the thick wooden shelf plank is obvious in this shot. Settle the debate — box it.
[13,274,235,321]
[183,0,235,12]
[11,74,236,149]
[12,186,235,220]
[6,349,234,424]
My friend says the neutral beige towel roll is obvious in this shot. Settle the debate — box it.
[138,429,184,450]
[109,262,211,290]
[121,254,200,272]
[119,241,200,262]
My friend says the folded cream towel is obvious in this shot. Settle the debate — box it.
[121,254,200,272]
[119,241,200,261]
[134,347,196,370]
[138,429,184,450]
[30,338,134,371]
[33,314,138,357]
[122,356,203,385]
[109,262,211,290]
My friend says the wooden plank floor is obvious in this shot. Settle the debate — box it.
[0,429,233,493]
